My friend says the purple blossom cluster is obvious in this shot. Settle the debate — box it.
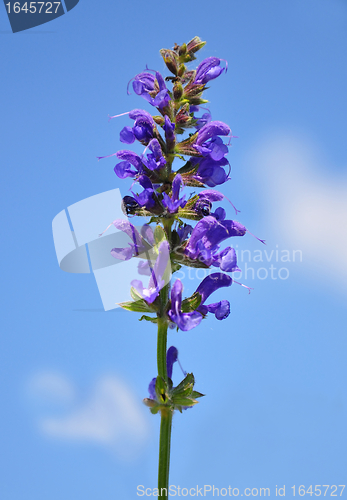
[100,37,263,337]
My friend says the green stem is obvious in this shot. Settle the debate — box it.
[156,263,173,497]
[158,408,173,499]
[157,314,168,382]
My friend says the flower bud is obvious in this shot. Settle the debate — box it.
[188,97,209,106]
[186,36,206,54]
[176,103,191,125]
[173,82,183,100]
[177,64,186,77]
[178,43,187,57]
[159,49,178,75]
[180,36,206,62]
[152,115,165,126]
[183,83,205,98]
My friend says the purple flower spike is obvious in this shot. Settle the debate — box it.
[116,150,143,170]
[138,260,152,276]
[213,247,240,273]
[195,273,232,320]
[132,72,170,109]
[196,121,231,145]
[185,216,229,258]
[132,72,156,101]
[212,207,226,221]
[177,224,193,243]
[189,157,230,187]
[152,72,171,109]
[152,89,171,109]
[195,111,212,130]
[128,109,155,123]
[194,57,226,85]
[131,241,170,303]
[163,115,175,144]
[148,346,185,401]
[162,174,186,213]
[120,126,135,144]
[110,220,146,261]
[142,139,166,171]
[122,109,155,145]
[148,377,157,400]
[184,216,245,270]
[131,175,156,209]
[114,150,145,178]
[141,224,155,245]
[166,346,178,379]
[168,279,203,331]
[200,300,230,320]
[199,190,224,202]
[195,272,232,304]
[114,161,137,179]
[194,136,228,161]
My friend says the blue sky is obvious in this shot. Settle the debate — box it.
[1,1,347,499]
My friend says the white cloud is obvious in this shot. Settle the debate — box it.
[27,372,75,404]
[32,374,150,461]
[251,133,347,283]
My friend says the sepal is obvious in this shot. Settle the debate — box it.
[181,292,202,313]
[144,372,204,414]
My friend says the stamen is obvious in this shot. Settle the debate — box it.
[233,280,253,294]
[227,134,238,146]
[144,65,157,73]
[98,223,114,237]
[142,144,150,157]
[97,153,118,161]
[108,111,130,122]
[177,358,187,377]
[224,194,240,215]
[126,77,135,95]
[246,229,266,245]
[220,58,228,73]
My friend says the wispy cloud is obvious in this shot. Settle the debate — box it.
[29,373,150,460]
[251,133,347,283]
[27,371,75,404]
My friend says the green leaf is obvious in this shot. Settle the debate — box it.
[118,300,154,313]
[139,315,158,324]
[191,391,205,399]
[173,397,198,407]
[181,292,202,313]
[171,373,195,398]
[154,225,166,246]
